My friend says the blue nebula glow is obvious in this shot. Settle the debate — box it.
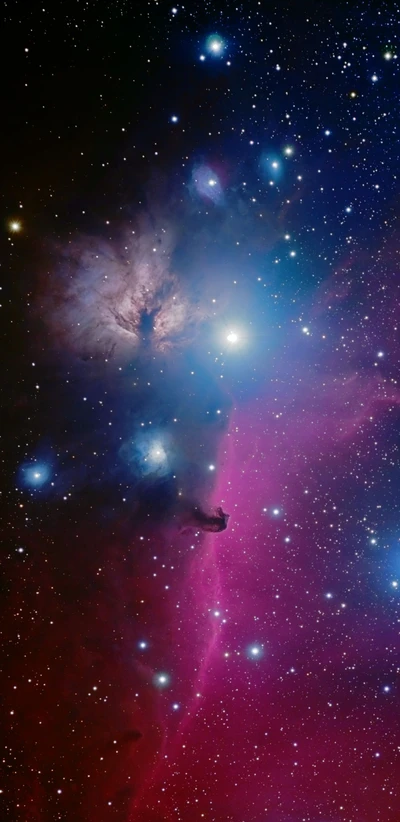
[260,153,283,182]
[192,165,223,204]
[19,462,51,489]
[121,432,171,478]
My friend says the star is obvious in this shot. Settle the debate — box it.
[206,35,224,55]
[155,673,170,688]
[248,644,263,659]
[9,220,21,233]
[20,462,51,488]
[227,331,239,343]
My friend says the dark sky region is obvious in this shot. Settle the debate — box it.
[2,1,400,821]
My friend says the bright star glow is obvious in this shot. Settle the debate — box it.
[9,220,21,232]
[193,165,223,202]
[248,644,263,659]
[126,433,172,478]
[20,462,51,488]
[272,508,280,516]
[171,115,179,123]
[227,331,239,343]
[208,464,216,471]
[149,443,166,462]
[139,641,147,649]
[283,146,294,155]
[206,35,224,55]
[155,673,170,687]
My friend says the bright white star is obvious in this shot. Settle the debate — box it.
[155,673,170,687]
[248,644,263,659]
[207,36,224,54]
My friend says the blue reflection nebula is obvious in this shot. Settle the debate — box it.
[20,462,51,489]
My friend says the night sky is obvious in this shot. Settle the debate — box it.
[2,1,400,820]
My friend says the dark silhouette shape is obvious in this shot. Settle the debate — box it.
[181,505,230,533]
[139,307,160,344]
